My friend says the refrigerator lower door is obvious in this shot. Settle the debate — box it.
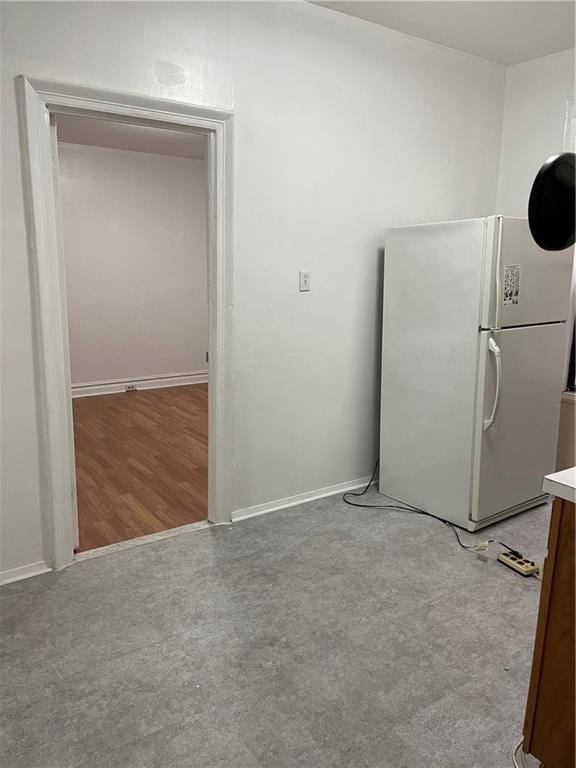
[470,324,567,525]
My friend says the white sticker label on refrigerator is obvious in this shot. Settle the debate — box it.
[504,264,520,305]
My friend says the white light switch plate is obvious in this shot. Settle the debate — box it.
[299,270,311,292]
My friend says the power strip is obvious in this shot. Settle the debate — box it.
[497,551,540,577]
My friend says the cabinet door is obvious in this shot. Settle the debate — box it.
[523,498,575,767]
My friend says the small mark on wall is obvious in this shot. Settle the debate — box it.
[155,61,186,86]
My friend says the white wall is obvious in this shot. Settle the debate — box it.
[58,142,208,385]
[1,2,505,577]
[496,47,575,216]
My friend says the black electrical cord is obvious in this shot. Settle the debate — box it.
[343,460,518,554]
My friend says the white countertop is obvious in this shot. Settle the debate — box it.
[542,467,576,503]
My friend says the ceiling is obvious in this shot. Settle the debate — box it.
[315,1,575,64]
[56,115,206,160]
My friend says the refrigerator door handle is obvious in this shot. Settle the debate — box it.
[483,336,502,431]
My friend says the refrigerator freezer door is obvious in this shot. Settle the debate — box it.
[380,219,487,528]
[481,217,573,329]
[471,324,567,524]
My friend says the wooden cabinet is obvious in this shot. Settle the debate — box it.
[523,496,575,767]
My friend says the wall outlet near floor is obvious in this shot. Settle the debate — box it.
[125,384,137,392]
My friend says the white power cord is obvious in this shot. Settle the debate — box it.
[512,737,527,768]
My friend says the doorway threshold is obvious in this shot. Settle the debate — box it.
[73,519,216,563]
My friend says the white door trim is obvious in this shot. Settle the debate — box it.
[17,76,234,569]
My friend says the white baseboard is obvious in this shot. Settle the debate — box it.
[232,475,371,522]
[2,477,369,585]
[71,370,208,398]
[0,560,52,586]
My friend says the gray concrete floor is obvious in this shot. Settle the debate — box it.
[0,488,550,767]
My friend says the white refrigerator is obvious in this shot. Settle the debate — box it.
[379,216,574,531]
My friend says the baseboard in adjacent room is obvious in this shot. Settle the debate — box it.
[0,560,52,586]
[232,475,371,522]
[71,370,208,398]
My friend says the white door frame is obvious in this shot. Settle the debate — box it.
[17,76,234,570]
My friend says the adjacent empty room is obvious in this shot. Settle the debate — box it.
[56,116,210,552]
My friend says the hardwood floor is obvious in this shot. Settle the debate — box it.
[73,384,207,552]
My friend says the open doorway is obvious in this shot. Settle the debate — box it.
[55,115,209,553]
[18,77,233,571]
